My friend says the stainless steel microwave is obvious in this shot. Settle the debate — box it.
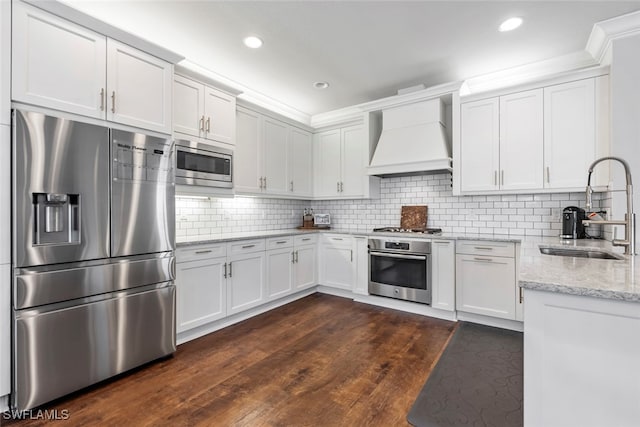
[175,140,233,188]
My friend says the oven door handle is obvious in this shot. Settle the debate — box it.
[369,251,427,261]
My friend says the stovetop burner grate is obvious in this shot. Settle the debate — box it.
[372,227,442,234]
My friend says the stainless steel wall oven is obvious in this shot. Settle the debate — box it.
[368,238,432,304]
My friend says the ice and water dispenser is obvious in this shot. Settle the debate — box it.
[32,193,80,245]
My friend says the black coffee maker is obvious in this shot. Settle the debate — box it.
[561,206,586,239]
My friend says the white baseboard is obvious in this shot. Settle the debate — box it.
[177,288,316,345]
[315,285,355,299]
[457,311,524,332]
[353,294,458,322]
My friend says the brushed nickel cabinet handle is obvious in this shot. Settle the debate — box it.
[206,117,211,132]
[223,262,227,279]
[195,250,212,254]
[263,176,267,189]
[519,287,524,304]
[200,116,205,131]
[111,91,116,113]
[291,252,295,264]
[474,257,493,262]
[276,241,287,244]
[229,262,232,277]
[242,244,256,249]
[350,249,353,262]
[501,170,504,186]
[290,181,294,192]
[302,238,311,241]
[546,166,550,184]
[474,246,493,251]
[337,182,340,193]
[494,170,497,186]
[100,88,105,111]
[295,250,299,263]
[332,238,343,241]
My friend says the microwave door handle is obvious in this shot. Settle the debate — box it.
[369,251,427,261]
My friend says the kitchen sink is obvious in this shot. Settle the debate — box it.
[539,246,625,260]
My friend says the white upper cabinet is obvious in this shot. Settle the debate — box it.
[341,125,366,197]
[314,129,342,197]
[106,39,172,133]
[289,128,313,197]
[235,107,263,193]
[12,1,107,119]
[460,98,500,192]
[459,74,608,194]
[203,86,235,145]
[235,106,313,198]
[12,2,173,134]
[173,74,236,145]
[543,79,596,189]
[499,89,544,191]
[263,117,289,194]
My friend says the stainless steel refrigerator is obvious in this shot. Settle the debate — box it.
[11,110,176,410]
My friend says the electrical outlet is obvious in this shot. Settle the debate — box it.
[223,210,231,220]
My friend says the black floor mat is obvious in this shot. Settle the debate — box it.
[407,322,523,427]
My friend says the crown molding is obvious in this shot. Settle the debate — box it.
[358,81,462,112]
[587,10,640,64]
[175,63,243,96]
[310,106,364,129]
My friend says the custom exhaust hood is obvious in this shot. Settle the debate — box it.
[367,98,452,177]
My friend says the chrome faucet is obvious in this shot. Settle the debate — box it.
[583,156,635,255]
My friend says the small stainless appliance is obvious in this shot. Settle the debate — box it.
[12,110,176,411]
[368,238,431,304]
[175,139,232,188]
[561,206,586,239]
[373,227,442,235]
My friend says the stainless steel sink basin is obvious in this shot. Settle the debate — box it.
[539,246,625,260]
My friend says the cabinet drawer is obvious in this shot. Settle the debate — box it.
[323,234,353,247]
[177,244,226,263]
[227,239,266,255]
[456,240,515,257]
[266,236,294,250]
[294,234,317,246]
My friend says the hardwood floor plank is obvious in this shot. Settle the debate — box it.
[3,294,455,426]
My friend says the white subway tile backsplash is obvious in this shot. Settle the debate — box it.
[176,173,604,238]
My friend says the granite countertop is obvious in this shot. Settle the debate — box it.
[518,237,640,302]
[177,228,640,303]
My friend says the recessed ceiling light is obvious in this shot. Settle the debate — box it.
[243,36,263,49]
[499,17,523,32]
[313,81,329,90]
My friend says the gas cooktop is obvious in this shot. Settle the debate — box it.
[372,227,442,235]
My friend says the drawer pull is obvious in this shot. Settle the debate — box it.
[195,250,212,254]
[242,244,256,249]
[474,247,494,251]
[302,238,311,241]
[474,257,493,262]
[332,238,343,241]
[276,241,288,244]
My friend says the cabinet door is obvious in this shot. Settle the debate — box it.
[235,107,263,193]
[294,244,317,290]
[544,79,596,189]
[321,244,354,290]
[352,237,369,295]
[0,263,8,396]
[460,98,500,192]
[314,129,342,197]
[263,117,289,194]
[227,252,266,315]
[106,39,172,134]
[176,257,227,333]
[173,75,204,138]
[1,0,12,125]
[12,2,107,119]
[341,125,365,197]
[455,255,516,320]
[289,128,313,197]
[266,248,294,300]
[0,125,9,265]
[431,240,455,311]
[499,89,543,191]
[203,86,235,145]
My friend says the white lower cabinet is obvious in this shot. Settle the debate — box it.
[455,240,516,320]
[353,236,369,295]
[176,256,227,333]
[266,241,294,300]
[319,235,355,290]
[431,239,455,311]
[293,235,318,290]
[227,242,266,315]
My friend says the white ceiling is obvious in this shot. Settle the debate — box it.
[63,0,640,118]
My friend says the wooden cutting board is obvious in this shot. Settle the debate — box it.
[400,205,428,230]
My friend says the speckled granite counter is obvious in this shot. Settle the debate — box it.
[518,237,640,302]
[177,229,640,303]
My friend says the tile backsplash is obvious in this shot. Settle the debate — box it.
[176,172,603,239]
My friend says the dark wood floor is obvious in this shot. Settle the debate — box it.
[4,294,456,426]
